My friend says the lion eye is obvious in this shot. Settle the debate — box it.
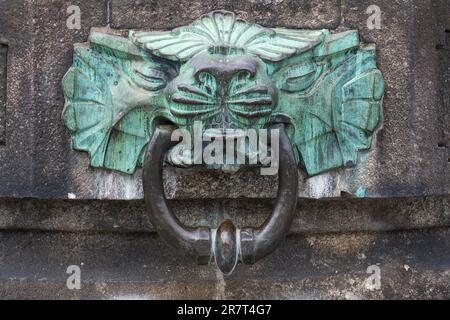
[279,62,321,92]
[131,60,175,91]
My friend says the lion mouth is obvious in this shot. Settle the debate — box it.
[165,119,280,174]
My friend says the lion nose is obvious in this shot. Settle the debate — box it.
[192,55,258,84]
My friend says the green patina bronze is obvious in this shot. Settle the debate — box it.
[62,10,384,175]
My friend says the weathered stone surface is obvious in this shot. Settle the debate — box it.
[0,43,7,144]
[110,0,342,30]
[341,0,450,198]
[0,0,107,198]
[0,0,448,200]
[0,197,448,234]
[1,227,450,299]
[31,0,108,198]
[0,0,35,197]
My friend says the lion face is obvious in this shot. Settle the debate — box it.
[164,50,277,130]
[62,11,384,175]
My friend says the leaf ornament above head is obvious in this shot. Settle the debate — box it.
[130,10,325,62]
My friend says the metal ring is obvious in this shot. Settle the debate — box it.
[143,123,298,274]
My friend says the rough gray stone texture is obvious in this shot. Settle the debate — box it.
[110,0,342,29]
[0,197,449,234]
[0,0,35,197]
[0,0,107,198]
[1,227,450,299]
[0,0,448,199]
[341,0,450,199]
[0,43,7,144]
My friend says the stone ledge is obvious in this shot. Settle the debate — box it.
[0,196,448,234]
[1,227,449,299]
